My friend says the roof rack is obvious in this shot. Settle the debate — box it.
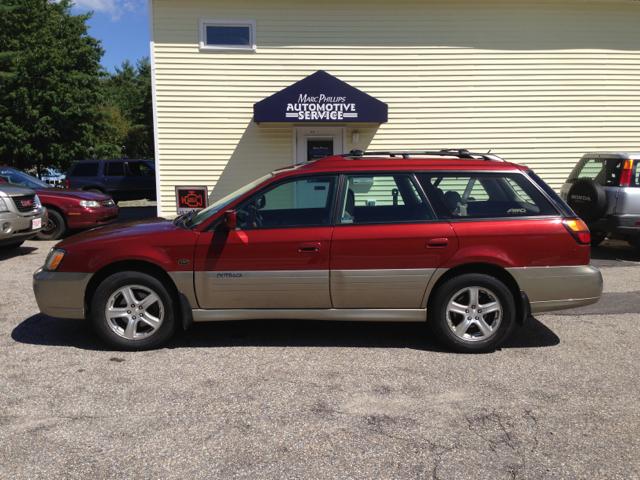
[341,149,506,162]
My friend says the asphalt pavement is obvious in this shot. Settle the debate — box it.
[1,213,639,479]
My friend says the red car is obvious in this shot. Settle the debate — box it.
[0,167,119,240]
[33,150,602,352]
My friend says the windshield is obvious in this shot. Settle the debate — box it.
[184,173,274,228]
[0,168,50,189]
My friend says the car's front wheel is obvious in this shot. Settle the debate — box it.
[91,271,177,351]
[428,273,516,353]
[36,209,66,240]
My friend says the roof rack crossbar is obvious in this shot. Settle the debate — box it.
[343,149,505,162]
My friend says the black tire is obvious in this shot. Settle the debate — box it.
[91,271,177,351]
[0,240,24,250]
[567,179,607,223]
[35,209,66,240]
[590,230,607,247]
[428,273,516,353]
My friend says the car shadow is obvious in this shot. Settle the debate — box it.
[12,314,559,353]
[590,239,639,265]
[0,245,38,260]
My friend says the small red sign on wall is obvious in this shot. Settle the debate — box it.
[175,186,208,214]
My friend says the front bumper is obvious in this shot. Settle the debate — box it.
[0,208,48,246]
[507,265,603,314]
[65,205,119,229]
[33,268,92,319]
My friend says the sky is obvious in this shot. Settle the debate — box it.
[71,0,151,73]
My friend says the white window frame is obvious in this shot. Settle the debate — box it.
[199,19,256,52]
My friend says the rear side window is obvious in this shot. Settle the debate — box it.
[416,172,558,219]
[69,162,99,177]
[105,161,125,176]
[339,174,435,224]
[568,157,624,186]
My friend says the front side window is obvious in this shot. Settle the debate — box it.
[199,19,256,52]
[236,176,337,230]
[338,174,434,225]
[416,172,558,219]
[127,161,154,177]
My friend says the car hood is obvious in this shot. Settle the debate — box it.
[35,187,110,201]
[0,184,37,197]
[56,217,178,248]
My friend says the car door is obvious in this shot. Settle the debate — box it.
[125,160,156,200]
[103,161,126,198]
[330,173,458,309]
[193,174,338,309]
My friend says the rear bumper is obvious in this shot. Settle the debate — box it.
[65,205,119,229]
[33,268,92,319]
[507,265,603,314]
[589,214,640,238]
[0,209,48,246]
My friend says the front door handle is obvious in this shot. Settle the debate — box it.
[298,242,321,253]
[426,238,449,248]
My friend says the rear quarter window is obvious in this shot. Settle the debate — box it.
[416,172,558,219]
[69,162,99,177]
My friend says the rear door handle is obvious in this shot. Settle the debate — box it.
[298,242,322,253]
[426,238,449,248]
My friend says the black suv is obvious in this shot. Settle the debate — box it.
[66,159,156,202]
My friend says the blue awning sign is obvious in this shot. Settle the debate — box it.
[254,71,388,123]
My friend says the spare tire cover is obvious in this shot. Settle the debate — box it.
[567,179,607,223]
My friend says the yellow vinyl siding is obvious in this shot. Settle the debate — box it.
[152,0,640,216]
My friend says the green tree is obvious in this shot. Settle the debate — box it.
[0,0,104,173]
[95,57,154,160]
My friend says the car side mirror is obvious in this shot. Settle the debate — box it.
[255,195,266,209]
[222,210,237,231]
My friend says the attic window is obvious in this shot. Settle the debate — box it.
[199,19,256,52]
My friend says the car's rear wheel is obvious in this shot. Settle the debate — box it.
[428,273,516,353]
[35,209,66,240]
[91,271,176,351]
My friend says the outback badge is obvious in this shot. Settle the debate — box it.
[217,273,243,278]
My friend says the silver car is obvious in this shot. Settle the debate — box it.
[560,152,640,249]
[0,185,48,250]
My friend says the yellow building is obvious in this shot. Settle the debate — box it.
[149,0,640,216]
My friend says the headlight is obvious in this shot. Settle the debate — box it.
[80,200,101,208]
[102,199,115,207]
[34,194,41,208]
[44,248,66,271]
[0,198,7,213]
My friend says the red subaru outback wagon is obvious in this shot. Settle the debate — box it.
[33,150,602,353]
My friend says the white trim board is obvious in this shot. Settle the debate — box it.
[148,0,162,217]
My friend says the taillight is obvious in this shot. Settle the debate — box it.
[563,218,591,245]
[619,159,633,187]
[65,179,70,188]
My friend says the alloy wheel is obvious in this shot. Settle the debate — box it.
[445,286,503,342]
[105,284,164,340]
